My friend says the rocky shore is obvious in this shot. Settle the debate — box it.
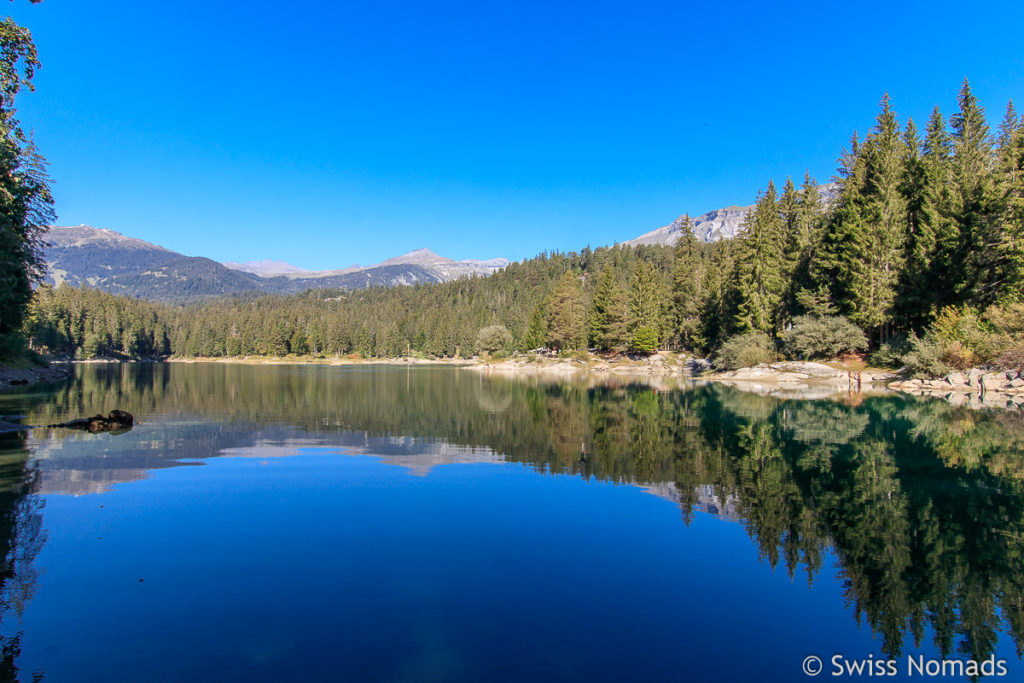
[0,363,70,391]
[709,362,899,400]
[470,356,896,399]
[889,369,1024,409]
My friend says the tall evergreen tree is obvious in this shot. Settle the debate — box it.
[698,240,736,349]
[670,214,703,349]
[589,265,628,351]
[895,117,932,329]
[546,271,585,351]
[628,260,666,352]
[792,173,832,316]
[949,79,997,305]
[0,10,54,355]
[992,100,1024,301]
[732,181,786,335]
[856,93,908,340]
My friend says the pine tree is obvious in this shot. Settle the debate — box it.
[546,271,585,351]
[857,93,907,340]
[732,181,786,335]
[992,100,1024,301]
[523,300,548,350]
[0,13,55,355]
[821,96,909,343]
[628,260,666,352]
[792,173,832,316]
[589,265,628,351]
[670,214,703,349]
[699,240,736,349]
[808,132,867,319]
[896,117,936,331]
[949,79,997,305]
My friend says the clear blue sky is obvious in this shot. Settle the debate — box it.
[9,0,1024,269]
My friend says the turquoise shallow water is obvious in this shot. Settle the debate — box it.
[0,363,1021,681]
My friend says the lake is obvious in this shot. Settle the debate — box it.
[0,363,1022,682]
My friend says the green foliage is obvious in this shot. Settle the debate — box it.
[781,315,867,360]
[731,181,787,335]
[546,271,585,351]
[627,260,668,343]
[902,333,955,378]
[589,265,628,351]
[900,303,1024,376]
[475,324,512,357]
[713,332,775,370]
[26,285,171,359]
[868,335,911,368]
[27,246,680,360]
[671,214,703,350]
[0,7,54,356]
[629,325,658,354]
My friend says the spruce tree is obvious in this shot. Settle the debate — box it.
[589,265,628,351]
[732,181,786,335]
[919,106,958,311]
[670,214,703,349]
[896,117,936,330]
[546,271,585,351]
[628,260,666,352]
[699,240,735,349]
[992,100,1024,301]
[0,12,55,355]
[807,132,866,319]
[857,93,907,340]
[949,79,997,305]
[792,173,831,316]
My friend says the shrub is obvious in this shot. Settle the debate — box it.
[475,325,513,356]
[713,332,775,371]
[902,333,954,378]
[561,348,592,361]
[868,335,911,368]
[781,315,867,360]
[901,305,1024,377]
[629,326,659,354]
[983,301,1024,336]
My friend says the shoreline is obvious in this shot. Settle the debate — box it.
[163,355,472,367]
[0,363,71,392]
[9,354,1024,411]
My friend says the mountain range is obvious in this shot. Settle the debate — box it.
[43,226,510,303]
[42,184,835,302]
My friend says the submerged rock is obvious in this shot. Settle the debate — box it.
[49,410,134,434]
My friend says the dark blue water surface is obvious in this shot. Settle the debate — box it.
[0,364,1022,682]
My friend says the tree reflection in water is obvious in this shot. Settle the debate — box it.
[0,432,46,683]
[14,363,1024,664]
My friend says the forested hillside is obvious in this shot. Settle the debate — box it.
[23,81,1024,374]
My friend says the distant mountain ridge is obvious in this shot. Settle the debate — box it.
[221,260,311,276]
[43,226,510,303]
[624,182,839,247]
[44,184,836,303]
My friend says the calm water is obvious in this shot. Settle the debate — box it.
[0,364,1022,682]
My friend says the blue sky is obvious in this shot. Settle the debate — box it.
[9,0,1024,269]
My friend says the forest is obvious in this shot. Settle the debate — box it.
[16,81,1024,376]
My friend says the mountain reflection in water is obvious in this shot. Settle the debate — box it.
[0,362,1022,679]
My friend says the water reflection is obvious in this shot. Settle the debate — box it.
[0,432,46,683]
[4,363,1024,667]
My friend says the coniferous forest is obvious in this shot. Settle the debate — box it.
[17,81,1024,375]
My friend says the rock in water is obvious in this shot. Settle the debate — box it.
[50,410,135,434]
